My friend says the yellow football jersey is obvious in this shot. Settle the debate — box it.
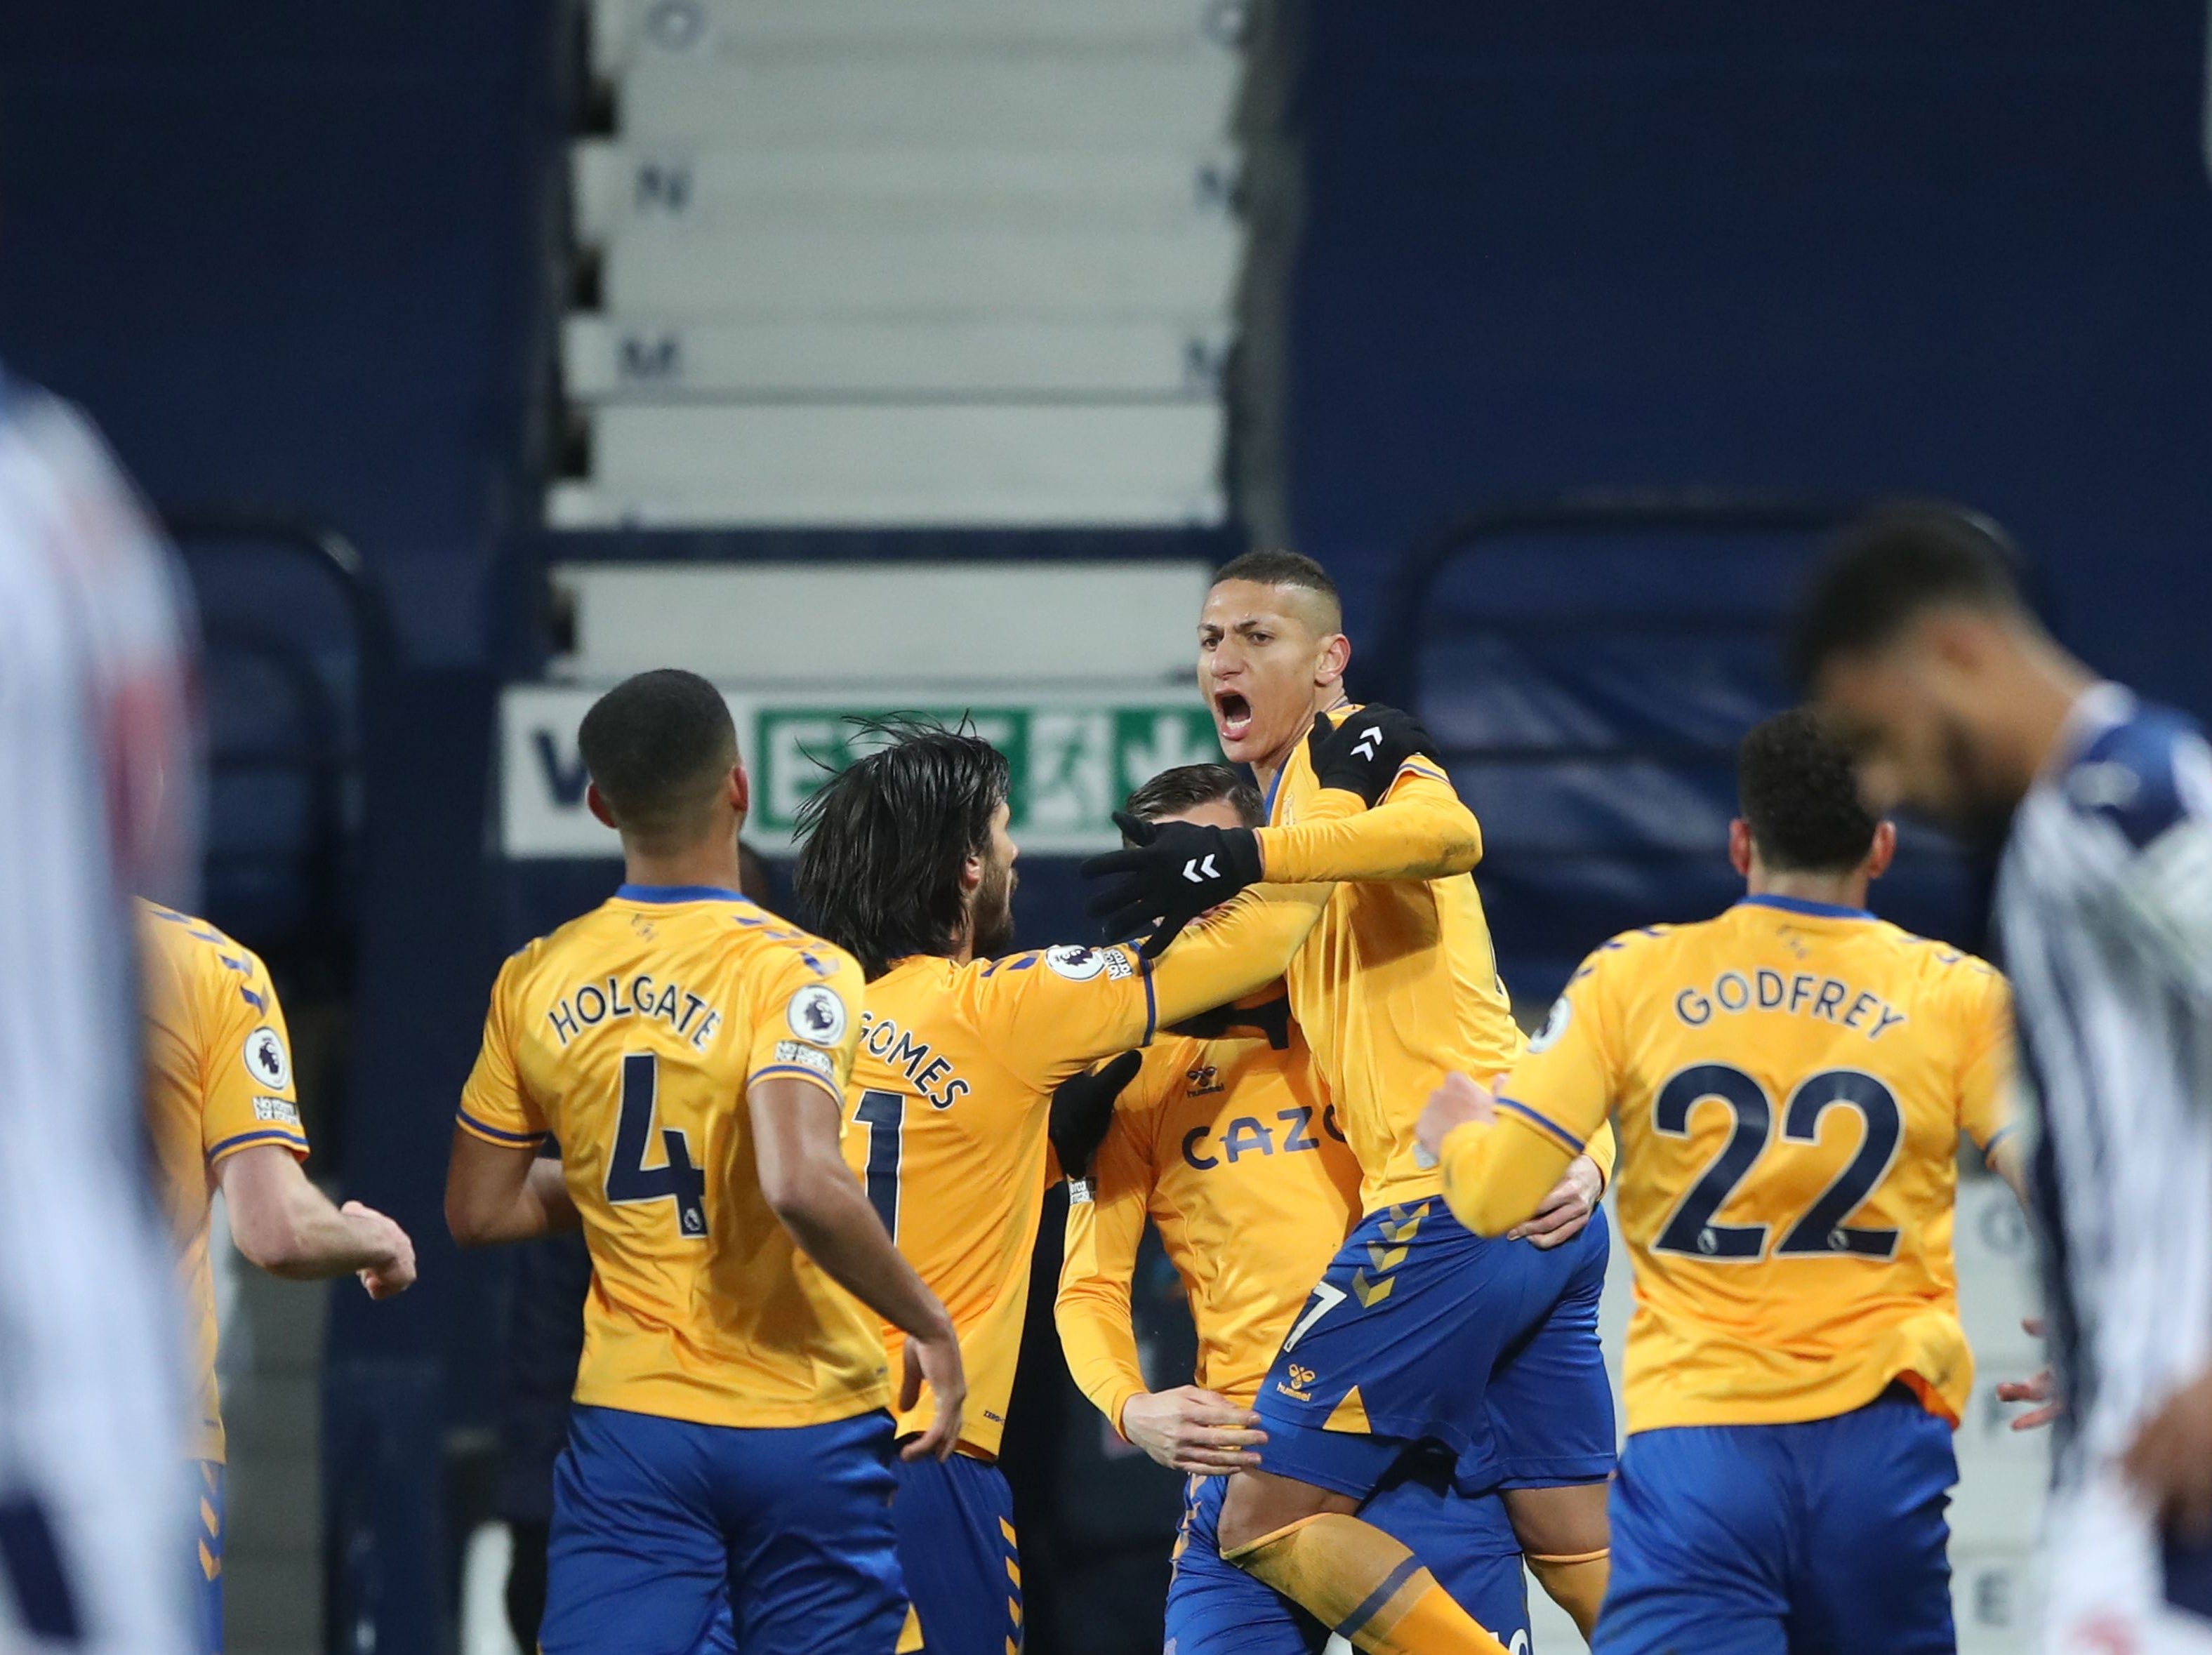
[459,884,889,1430]
[1447,895,2015,1432]
[1057,996,1363,1429]
[844,894,1325,1459]
[1251,714,1616,1211]
[140,900,311,1463]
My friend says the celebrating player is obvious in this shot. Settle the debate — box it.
[1792,510,2212,1655]
[1082,551,1620,1654]
[1055,762,1534,1655]
[1421,707,2027,1654]
[445,670,965,1655]
[791,723,1326,1655]
[140,901,418,1653]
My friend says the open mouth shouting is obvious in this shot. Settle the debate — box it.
[1213,690,1254,745]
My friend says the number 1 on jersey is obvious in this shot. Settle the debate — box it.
[607,1053,707,1239]
[854,1089,905,1239]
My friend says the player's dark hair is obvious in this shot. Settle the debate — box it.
[1212,550,1343,630]
[793,720,1012,981]
[576,669,738,846]
[1737,707,1881,873]
[1786,507,2028,687]
[1124,763,1264,830]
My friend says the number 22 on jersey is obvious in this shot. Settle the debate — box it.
[1652,1063,1902,1263]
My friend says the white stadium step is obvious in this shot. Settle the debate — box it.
[571,141,1240,239]
[600,222,1240,319]
[548,479,1226,530]
[559,402,1226,527]
[564,316,1228,399]
[615,53,1238,147]
[592,0,1245,67]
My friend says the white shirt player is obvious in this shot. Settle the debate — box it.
[1999,680,2212,1654]
[0,368,199,1654]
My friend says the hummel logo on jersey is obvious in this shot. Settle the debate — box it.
[1181,855,1219,884]
[1350,724,1383,761]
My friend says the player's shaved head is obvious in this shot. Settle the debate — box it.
[1211,550,1343,636]
[794,721,1013,980]
[1738,708,1881,874]
[577,669,739,849]
[1125,763,1264,830]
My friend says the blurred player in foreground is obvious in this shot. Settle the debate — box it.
[793,723,1324,1655]
[0,368,204,1654]
[1055,763,1532,1655]
[141,901,417,1652]
[1422,708,2027,1654]
[446,670,964,1655]
[1792,510,2212,1654]
[1084,551,1618,1654]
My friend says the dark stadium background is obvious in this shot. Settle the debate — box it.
[3,4,2209,1651]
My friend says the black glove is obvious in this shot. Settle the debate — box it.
[1049,1050,1144,1183]
[1081,811,1264,958]
[1307,705,1438,805]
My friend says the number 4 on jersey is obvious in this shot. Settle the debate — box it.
[607,1053,708,1239]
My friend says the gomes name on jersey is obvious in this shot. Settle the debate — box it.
[856,1009,972,1111]
[546,971,724,1051]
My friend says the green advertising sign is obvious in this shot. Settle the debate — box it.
[502,686,1226,856]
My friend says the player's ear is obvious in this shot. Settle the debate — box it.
[1864,820,1898,882]
[727,761,750,820]
[1727,818,1754,879]
[1316,631,1351,689]
[1922,609,1999,680]
[585,781,618,832]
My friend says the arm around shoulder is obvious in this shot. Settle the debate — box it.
[1254,768,1483,885]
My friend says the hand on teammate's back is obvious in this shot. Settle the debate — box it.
[1049,1051,1144,1182]
[1306,705,1438,806]
[1082,811,1263,957]
[899,1317,968,1463]
[345,1200,418,1299]
[1119,1385,1268,1476]
[1506,1156,1605,1250]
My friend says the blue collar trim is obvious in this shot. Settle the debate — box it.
[616,884,748,905]
[1737,893,1872,921]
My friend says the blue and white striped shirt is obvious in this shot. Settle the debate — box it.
[1999,682,2212,1480]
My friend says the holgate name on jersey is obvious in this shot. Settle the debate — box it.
[856,1009,972,1111]
[1669,966,1909,1040]
[545,973,723,1051]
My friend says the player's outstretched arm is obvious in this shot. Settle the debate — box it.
[1080,709,1472,952]
[445,1134,581,1248]
[749,1075,967,1463]
[1143,883,1330,1027]
[221,1144,417,1299]
[1417,1073,1580,1237]
[1251,766,1482,885]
